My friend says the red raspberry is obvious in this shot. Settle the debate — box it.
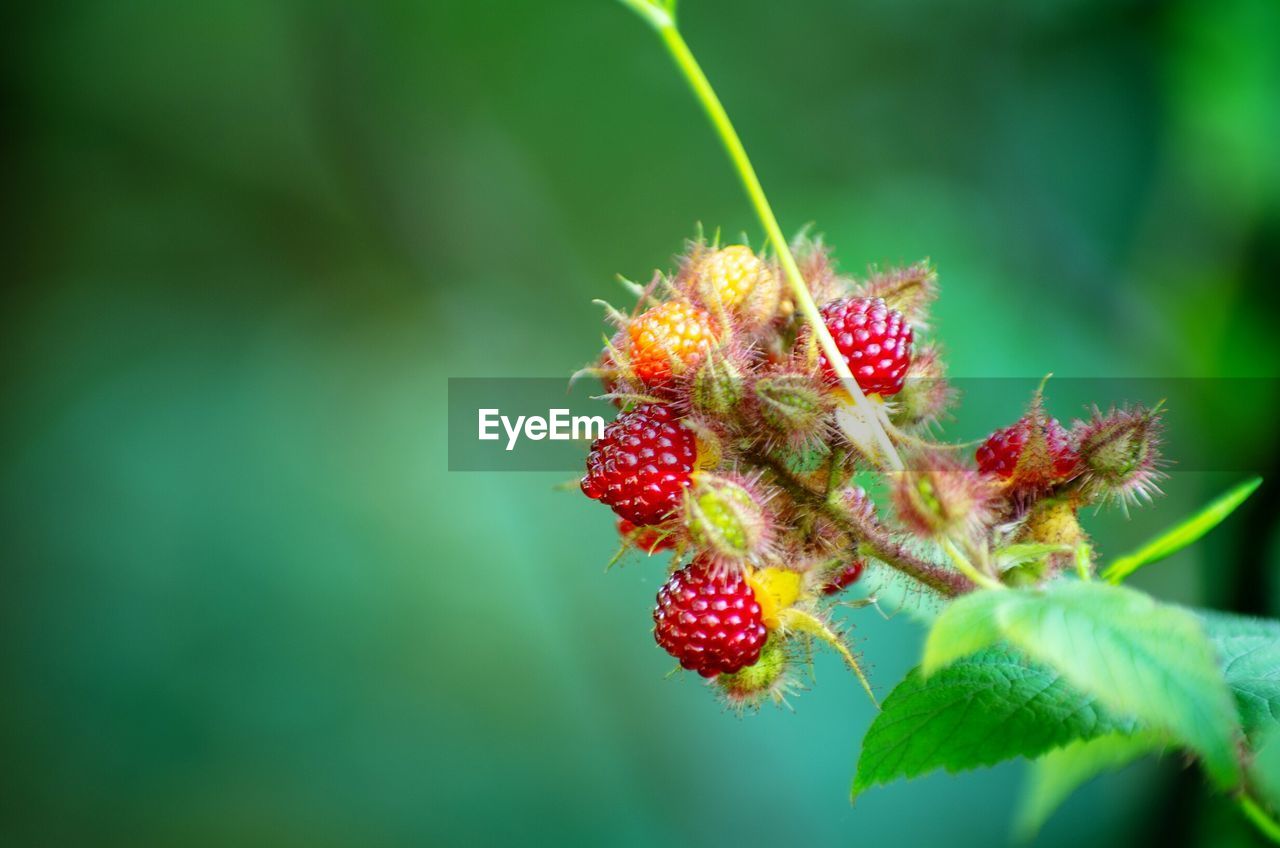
[814,297,913,396]
[976,416,1078,484]
[653,558,767,677]
[822,560,865,595]
[617,518,676,553]
[581,404,697,526]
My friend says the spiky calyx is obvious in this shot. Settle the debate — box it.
[691,351,745,417]
[627,301,719,389]
[690,245,782,329]
[791,234,856,307]
[685,475,772,565]
[752,371,833,448]
[582,403,698,526]
[889,344,954,431]
[812,296,913,397]
[856,261,938,330]
[715,633,793,710]
[1073,405,1165,510]
[976,414,1079,492]
[891,452,992,539]
[653,558,768,678]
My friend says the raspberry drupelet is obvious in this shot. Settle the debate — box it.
[581,403,698,526]
[814,296,913,396]
[653,557,767,677]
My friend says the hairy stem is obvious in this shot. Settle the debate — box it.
[746,450,972,597]
[622,0,903,471]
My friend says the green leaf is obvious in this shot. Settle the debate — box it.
[921,589,1006,673]
[1015,732,1167,838]
[1103,476,1262,583]
[924,582,1243,787]
[853,647,1137,799]
[1201,611,1280,744]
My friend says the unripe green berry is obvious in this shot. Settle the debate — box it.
[715,633,790,710]
[685,477,769,563]
[754,372,831,447]
[692,354,743,417]
[891,453,991,539]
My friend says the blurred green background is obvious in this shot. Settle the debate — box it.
[3,0,1279,845]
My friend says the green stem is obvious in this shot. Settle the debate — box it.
[1074,543,1094,581]
[623,1,903,471]
[941,538,1004,591]
[1239,793,1280,844]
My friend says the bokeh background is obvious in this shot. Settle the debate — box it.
[3,0,1279,845]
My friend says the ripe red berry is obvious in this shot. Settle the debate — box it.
[814,297,913,396]
[976,416,1078,484]
[653,558,767,677]
[822,560,865,595]
[581,404,698,526]
[617,518,676,553]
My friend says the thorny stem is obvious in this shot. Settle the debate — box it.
[747,449,972,598]
[621,0,904,471]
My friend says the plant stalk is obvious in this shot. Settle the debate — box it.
[746,449,971,597]
[625,1,903,470]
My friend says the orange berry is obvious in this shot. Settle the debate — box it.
[627,301,718,388]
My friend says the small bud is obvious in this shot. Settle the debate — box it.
[691,352,744,416]
[891,452,992,539]
[753,372,834,448]
[889,344,955,431]
[685,476,772,566]
[715,633,793,711]
[1073,405,1165,511]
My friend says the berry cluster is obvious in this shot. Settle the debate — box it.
[576,237,1165,708]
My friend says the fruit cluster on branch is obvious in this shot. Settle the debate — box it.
[576,236,1165,708]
